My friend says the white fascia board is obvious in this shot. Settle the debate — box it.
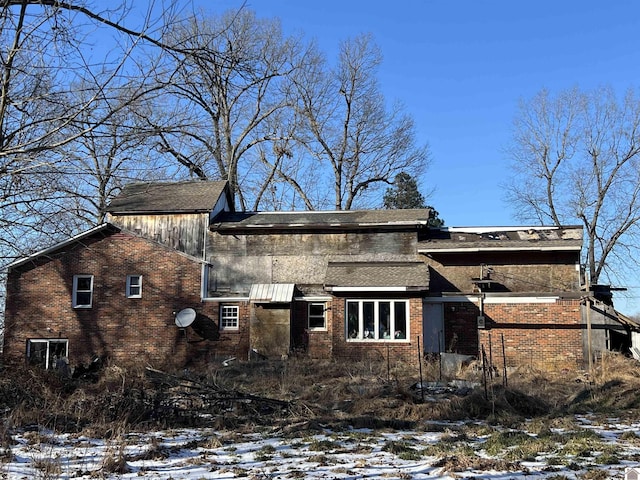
[423,295,560,304]
[294,295,334,301]
[418,246,581,253]
[329,286,408,292]
[443,226,561,233]
[484,296,559,304]
[203,296,250,302]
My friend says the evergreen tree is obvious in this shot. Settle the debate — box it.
[383,172,425,208]
[383,172,444,226]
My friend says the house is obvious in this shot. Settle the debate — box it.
[3,180,635,371]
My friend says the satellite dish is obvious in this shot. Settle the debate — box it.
[175,308,196,328]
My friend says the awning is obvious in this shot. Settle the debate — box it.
[249,283,295,303]
[324,261,429,292]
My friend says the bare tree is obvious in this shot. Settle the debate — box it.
[0,1,188,259]
[505,86,640,285]
[143,9,309,211]
[291,33,430,210]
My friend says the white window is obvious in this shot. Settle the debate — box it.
[220,305,239,330]
[73,275,93,308]
[308,302,326,330]
[27,339,68,369]
[126,275,142,298]
[346,299,408,341]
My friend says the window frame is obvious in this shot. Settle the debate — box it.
[126,274,143,298]
[345,299,409,342]
[27,339,69,370]
[307,302,327,330]
[220,305,239,330]
[72,274,94,308]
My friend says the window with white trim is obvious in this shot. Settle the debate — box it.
[126,275,142,298]
[346,299,408,341]
[73,275,93,308]
[220,305,239,330]
[27,339,68,369]
[308,302,326,330]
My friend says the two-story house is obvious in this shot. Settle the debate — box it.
[3,180,632,371]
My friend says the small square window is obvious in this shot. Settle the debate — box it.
[220,305,239,330]
[308,302,326,330]
[126,275,142,298]
[73,275,93,308]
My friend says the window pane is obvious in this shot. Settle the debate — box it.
[347,302,360,339]
[379,302,391,339]
[308,303,325,329]
[27,341,47,368]
[363,302,374,338]
[394,302,407,339]
[75,292,92,306]
[49,341,68,369]
[76,277,92,290]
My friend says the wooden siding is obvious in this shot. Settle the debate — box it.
[206,230,421,296]
[106,213,208,259]
[424,251,581,294]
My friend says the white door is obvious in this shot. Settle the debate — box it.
[422,302,444,353]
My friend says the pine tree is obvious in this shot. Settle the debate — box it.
[383,172,444,226]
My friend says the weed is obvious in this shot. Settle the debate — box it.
[308,439,340,452]
[32,454,62,479]
[254,444,277,461]
[579,468,609,480]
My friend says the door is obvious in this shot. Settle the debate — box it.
[250,303,291,358]
[422,302,444,354]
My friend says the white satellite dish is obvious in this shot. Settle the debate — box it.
[175,308,196,328]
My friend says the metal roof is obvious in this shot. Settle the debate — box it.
[107,180,228,214]
[249,283,296,303]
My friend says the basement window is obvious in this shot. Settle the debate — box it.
[72,275,93,308]
[126,275,142,298]
[346,299,408,341]
[27,339,68,370]
[308,302,326,330]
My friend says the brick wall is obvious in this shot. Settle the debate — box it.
[3,231,227,369]
[479,299,584,370]
[329,297,423,366]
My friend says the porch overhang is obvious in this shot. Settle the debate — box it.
[249,283,295,303]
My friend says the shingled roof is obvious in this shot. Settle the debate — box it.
[324,261,429,291]
[211,208,433,232]
[418,226,583,253]
[106,181,228,214]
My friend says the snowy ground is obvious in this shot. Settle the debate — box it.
[2,414,640,479]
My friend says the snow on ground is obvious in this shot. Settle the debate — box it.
[2,415,640,479]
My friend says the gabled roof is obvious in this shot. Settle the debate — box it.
[417,226,583,253]
[6,223,207,271]
[7,224,119,270]
[106,180,229,214]
[211,208,433,232]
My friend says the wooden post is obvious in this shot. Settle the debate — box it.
[417,336,424,402]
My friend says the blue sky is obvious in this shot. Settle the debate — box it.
[212,0,640,227]
[209,0,640,313]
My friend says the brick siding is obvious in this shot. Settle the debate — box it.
[3,231,225,369]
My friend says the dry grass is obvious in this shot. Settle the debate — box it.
[0,352,639,436]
